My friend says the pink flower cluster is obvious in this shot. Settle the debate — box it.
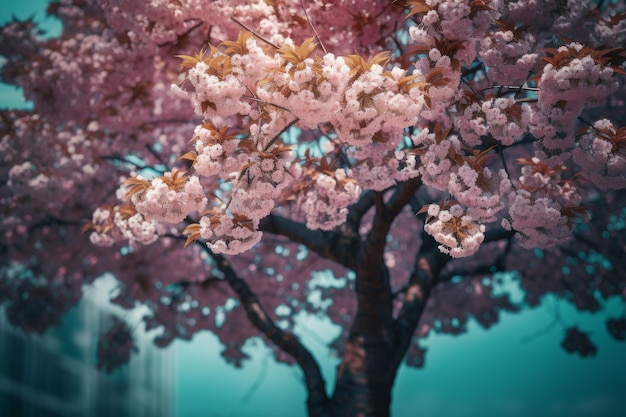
[409,0,493,66]
[125,172,207,224]
[533,43,619,148]
[424,202,485,258]
[87,206,158,247]
[227,143,296,220]
[351,144,420,191]
[332,65,424,145]
[572,119,626,190]
[448,163,510,223]
[257,52,349,129]
[179,119,297,253]
[79,0,626,261]
[504,154,588,248]
[298,169,361,231]
[456,97,531,146]
[412,127,461,191]
[504,189,574,248]
[479,25,538,85]
[181,60,251,119]
[197,209,262,255]
[408,0,496,123]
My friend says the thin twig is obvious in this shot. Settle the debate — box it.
[497,141,516,191]
[155,20,203,48]
[300,0,327,54]
[577,116,595,129]
[102,155,151,171]
[145,143,169,166]
[460,77,479,95]
[520,319,558,343]
[515,97,538,104]
[240,353,270,403]
[377,0,400,18]
[481,85,538,92]
[241,95,292,112]
[263,117,300,152]
[234,117,300,186]
[231,16,279,49]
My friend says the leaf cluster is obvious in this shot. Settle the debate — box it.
[260,38,324,98]
[541,45,626,75]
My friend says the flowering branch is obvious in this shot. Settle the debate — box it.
[230,16,279,49]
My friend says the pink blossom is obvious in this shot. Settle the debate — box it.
[424,202,486,258]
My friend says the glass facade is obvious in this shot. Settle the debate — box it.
[0,280,174,417]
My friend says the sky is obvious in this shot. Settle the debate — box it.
[1,1,625,417]
[174,296,626,417]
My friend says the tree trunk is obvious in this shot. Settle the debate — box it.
[305,244,444,417]
[306,335,396,417]
[306,262,399,417]
[334,338,396,417]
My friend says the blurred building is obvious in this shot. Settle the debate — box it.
[0,278,174,417]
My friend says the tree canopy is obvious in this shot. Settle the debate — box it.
[1,1,625,416]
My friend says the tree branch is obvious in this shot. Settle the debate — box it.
[300,0,327,54]
[259,213,359,269]
[436,227,515,283]
[363,177,422,269]
[385,176,422,220]
[484,226,516,243]
[345,190,376,233]
[230,17,279,49]
[391,234,450,367]
[348,178,424,342]
[209,250,331,415]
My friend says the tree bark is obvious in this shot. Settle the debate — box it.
[309,234,449,417]
[327,337,396,417]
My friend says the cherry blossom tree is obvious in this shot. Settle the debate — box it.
[2,1,626,416]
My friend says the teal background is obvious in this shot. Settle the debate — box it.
[174,297,626,417]
[1,1,625,416]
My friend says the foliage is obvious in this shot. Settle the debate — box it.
[1,1,626,416]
